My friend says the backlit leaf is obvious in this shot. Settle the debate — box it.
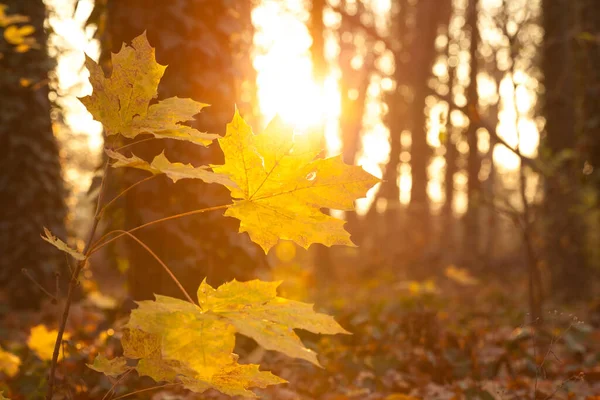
[0,346,20,377]
[80,33,215,145]
[213,110,380,252]
[106,149,234,186]
[27,325,70,361]
[3,24,34,45]
[86,355,129,377]
[40,227,85,260]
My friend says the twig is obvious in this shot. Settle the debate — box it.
[46,162,109,400]
[21,268,57,302]
[102,368,133,400]
[111,230,195,305]
[111,383,181,400]
[97,174,158,219]
[88,204,232,255]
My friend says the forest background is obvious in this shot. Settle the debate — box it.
[0,0,599,399]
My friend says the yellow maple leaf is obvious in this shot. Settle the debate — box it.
[105,149,235,186]
[40,227,85,260]
[27,325,70,361]
[0,346,20,377]
[213,110,380,252]
[80,32,217,145]
[3,24,34,45]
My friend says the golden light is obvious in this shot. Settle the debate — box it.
[252,2,341,134]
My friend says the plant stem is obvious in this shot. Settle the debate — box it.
[97,174,158,219]
[46,162,109,400]
[89,204,232,255]
[111,383,181,400]
[112,230,195,304]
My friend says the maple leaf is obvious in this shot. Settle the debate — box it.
[86,355,129,377]
[80,32,217,145]
[213,110,380,252]
[180,361,285,398]
[27,325,70,361]
[105,149,234,186]
[41,227,85,260]
[0,346,20,378]
[118,280,347,396]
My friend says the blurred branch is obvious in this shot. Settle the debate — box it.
[329,4,393,50]
[435,92,542,174]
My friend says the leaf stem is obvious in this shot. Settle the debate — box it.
[88,203,232,255]
[46,162,109,400]
[97,174,158,219]
[111,230,195,304]
[101,368,133,400]
[111,383,181,400]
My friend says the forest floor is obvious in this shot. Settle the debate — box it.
[1,266,599,400]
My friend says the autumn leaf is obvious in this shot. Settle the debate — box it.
[86,355,129,377]
[0,4,29,27]
[106,149,235,186]
[0,391,10,400]
[180,361,285,398]
[0,346,20,377]
[27,325,70,361]
[213,110,380,252]
[3,24,33,45]
[116,279,347,396]
[197,279,350,366]
[445,265,479,286]
[80,32,217,145]
[41,227,85,260]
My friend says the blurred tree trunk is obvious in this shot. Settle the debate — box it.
[408,0,447,241]
[381,0,409,221]
[0,0,67,309]
[101,0,264,301]
[542,0,590,299]
[464,0,481,261]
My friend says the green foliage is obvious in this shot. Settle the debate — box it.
[34,31,377,398]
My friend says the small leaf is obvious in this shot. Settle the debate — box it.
[41,227,85,260]
[3,24,34,45]
[27,325,70,361]
[80,33,215,145]
[0,346,21,377]
[87,355,129,377]
[106,149,234,186]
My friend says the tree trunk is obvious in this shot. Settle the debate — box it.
[0,0,67,309]
[464,0,481,261]
[101,0,264,301]
[542,0,590,299]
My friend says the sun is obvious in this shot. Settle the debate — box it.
[252,1,340,134]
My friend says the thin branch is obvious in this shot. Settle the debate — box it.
[98,174,158,219]
[102,368,134,400]
[89,204,232,256]
[21,268,57,302]
[46,162,109,400]
[111,383,181,400]
[112,137,157,152]
[111,230,195,305]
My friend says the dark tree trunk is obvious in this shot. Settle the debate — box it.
[541,0,590,299]
[101,0,264,301]
[408,0,447,235]
[0,0,67,309]
[464,0,481,260]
